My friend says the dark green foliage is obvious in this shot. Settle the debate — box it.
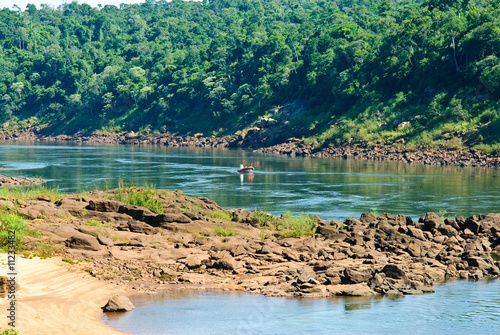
[0,0,499,147]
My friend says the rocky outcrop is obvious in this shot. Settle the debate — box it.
[256,142,500,168]
[0,174,46,188]
[15,188,500,299]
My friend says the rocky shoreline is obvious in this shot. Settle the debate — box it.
[2,131,499,168]
[0,174,46,188]
[14,188,500,299]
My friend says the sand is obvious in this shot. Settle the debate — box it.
[0,254,128,334]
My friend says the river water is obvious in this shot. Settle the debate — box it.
[1,142,499,221]
[0,142,499,334]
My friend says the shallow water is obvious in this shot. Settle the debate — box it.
[102,279,500,335]
[0,142,499,221]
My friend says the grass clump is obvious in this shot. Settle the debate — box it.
[0,185,62,202]
[206,210,233,221]
[0,213,41,251]
[32,240,62,258]
[251,210,278,227]
[206,226,237,237]
[113,179,165,214]
[276,212,318,238]
[83,219,112,228]
[62,258,80,264]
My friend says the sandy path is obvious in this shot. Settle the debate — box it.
[0,255,128,334]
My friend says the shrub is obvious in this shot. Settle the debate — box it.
[251,210,278,227]
[276,212,318,238]
[442,137,463,150]
[478,109,499,124]
[114,179,165,214]
[0,213,40,251]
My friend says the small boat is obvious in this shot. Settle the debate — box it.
[237,164,254,174]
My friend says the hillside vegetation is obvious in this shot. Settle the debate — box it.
[0,0,499,152]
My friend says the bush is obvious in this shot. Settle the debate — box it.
[0,213,40,251]
[251,210,278,227]
[276,212,318,238]
[114,179,165,214]
[478,109,499,123]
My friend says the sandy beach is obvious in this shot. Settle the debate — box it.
[0,254,128,334]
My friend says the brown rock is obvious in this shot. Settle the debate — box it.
[66,234,102,251]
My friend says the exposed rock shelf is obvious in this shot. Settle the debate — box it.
[15,188,500,299]
[0,174,46,188]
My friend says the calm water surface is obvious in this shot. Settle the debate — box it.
[102,279,500,335]
[1,142,499,334]
[0,141,499,221]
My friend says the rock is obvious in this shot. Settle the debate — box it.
[407,226,426,240]
[0,276,14,298]
[102,295,135,312]
[152,213,192,225]
[128,221,159,235]
[97,235,114,247]
[66,234,102,251]
[331,283,376,296]
[424,212,443,231]
[464,217,482,234]
[381,264,407,280]
[213,253,237,271]
[343,268,372,284]
[87,199,122,212]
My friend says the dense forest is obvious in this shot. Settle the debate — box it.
[0,0,499,152]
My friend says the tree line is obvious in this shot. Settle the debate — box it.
[0,0,499,150]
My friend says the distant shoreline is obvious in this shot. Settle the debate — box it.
[1,131,499,168]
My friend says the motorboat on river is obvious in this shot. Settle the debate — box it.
[237,164,254,174]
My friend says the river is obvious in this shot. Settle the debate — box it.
[1,142,499,334]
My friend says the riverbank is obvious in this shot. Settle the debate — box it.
[0,185,499,333]
[10,188,500,300]
[2,131,499,168]
[0,254,128,335]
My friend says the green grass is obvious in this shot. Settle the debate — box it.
[206,210,233,221]
[0,185,63,202]
[32,240,62,258]
[83,219,112,228]
[0,329,20,335]
[62,258,80,264]
[276,212,318,238]
[251,210,278,227]
[206,226,237,237]
[113,179,165,214]
[0,213,41,251]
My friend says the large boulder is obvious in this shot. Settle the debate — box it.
[66,234,102,251]
[424,212,443,231]
[102,295,135,312]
